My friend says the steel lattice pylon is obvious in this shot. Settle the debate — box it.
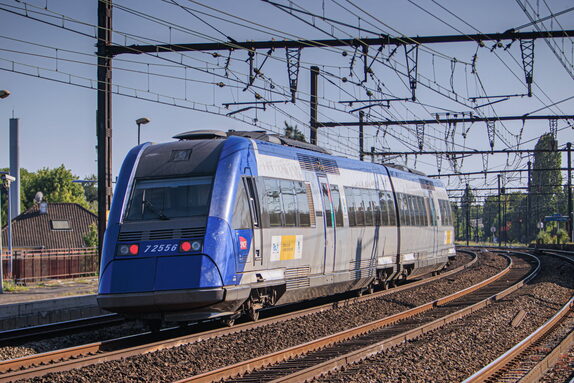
[404,44,419,101]
[519,39,534,97]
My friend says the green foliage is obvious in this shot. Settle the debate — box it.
[22,165,90,211]
[535,222,569,244]
[527,133,563,241]
[83,222,99,248]
[284,122,306,142]
[1,165,93,225]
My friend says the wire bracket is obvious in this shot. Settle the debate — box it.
[519,39,534,97]
[404,44,419,101]
[286,47,302,103]
[486,120,495,151]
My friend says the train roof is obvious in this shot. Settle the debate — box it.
[171,129,443,188]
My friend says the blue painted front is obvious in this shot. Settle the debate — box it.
[100,136,258,295]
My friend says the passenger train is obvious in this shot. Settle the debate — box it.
[97,130,455,324]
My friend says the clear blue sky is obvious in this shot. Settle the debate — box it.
[1,0,573,199]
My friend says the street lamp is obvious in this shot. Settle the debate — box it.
[0,90,10,99]
[135,117,150,145]
[0,172,15,293]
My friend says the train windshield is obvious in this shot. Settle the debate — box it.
[125,176,212,221]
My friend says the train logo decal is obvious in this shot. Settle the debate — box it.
[271,235,303,261]
[239,236,248,250]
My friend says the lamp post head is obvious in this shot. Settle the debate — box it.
[0,90,10,99]
[136,117,150,126]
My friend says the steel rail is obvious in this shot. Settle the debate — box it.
[0,314,125,346]
[174,251,531,383]
[463,251,574,383]
[0,251,476,382]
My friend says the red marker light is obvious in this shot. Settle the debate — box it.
[129,244,139,255]
[180,241,192,252]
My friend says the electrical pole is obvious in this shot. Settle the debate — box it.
[526,160,531,241]
[497,174,502,246]
[310,66,319,145]
[97,0,113,260]
[568,142,572,242]
[359,111,364,161]
[465,183,470,246]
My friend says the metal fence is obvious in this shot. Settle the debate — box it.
[1,248,99,283]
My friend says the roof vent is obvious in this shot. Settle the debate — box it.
[173,130,227,140]
[39,201,48,214]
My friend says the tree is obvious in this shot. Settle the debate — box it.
[527,133,563,241]
[83,223,98,247]
[80,174,98,213]
[22,165,90,211]
[284,122,306,142]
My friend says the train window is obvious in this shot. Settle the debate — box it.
[244,177,260,227]
[232,181,251,230]
[330,185,344,227]
[399,194,409,226]
[416,196,424,226]
[387,192,397,226]
[362,189,374,226]
[281,180,297,227]
[125,176,212,221]
[356,190,366,226]
[295,182,311,227]
[379,191,389,226]
[428,198,438,226]
[345,187,357,227]
[264,178,283,227]
[371,190,381,226]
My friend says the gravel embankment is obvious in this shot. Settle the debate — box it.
[316,254,574,383]
[0,251,471,362]
[20,252,504,383]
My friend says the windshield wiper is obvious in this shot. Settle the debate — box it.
[143,200,169,220]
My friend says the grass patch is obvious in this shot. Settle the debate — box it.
[2,280,30,292]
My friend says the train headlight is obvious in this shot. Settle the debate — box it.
[179,240,202,252]
[129,244,139,255]
[119,245,130,256]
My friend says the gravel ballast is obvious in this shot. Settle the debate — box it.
[315,254,574,383]
[16,252,506,383]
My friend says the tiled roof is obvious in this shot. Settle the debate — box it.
[1,203,97,250]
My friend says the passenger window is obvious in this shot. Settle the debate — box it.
[232,182,252,230]
[399,193,408,226]
[281,180,297,226]
[356,189,366,226]
[372,190,381,226]
[387,192,397,226]
[345,187,357,227]
[295,182,311,227]
[330,185,344,227]
[264,178,282,227]
[362,189,374,226]
[379,191,389,226]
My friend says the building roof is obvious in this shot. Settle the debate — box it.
[1,203,97,250]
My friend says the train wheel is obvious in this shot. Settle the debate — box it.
[367,283,375,295]
[247,306,260,322]
[223,317,235,327]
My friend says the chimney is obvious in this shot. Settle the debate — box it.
[39,202,48,214]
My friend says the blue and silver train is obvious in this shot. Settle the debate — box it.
[97,130,455,323]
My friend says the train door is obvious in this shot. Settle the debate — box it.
[318,175,336,274]
[427,190,439,257]
[244,177,263,267]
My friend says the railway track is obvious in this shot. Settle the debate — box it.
[169,251,537,383]
[0,314,125,346]
[0,251,478,382]
[463,250,574,383]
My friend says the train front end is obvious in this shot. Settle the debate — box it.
[97,134,252,322]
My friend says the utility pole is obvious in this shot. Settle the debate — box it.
[97,0,113,260]
[497,174,502,246]
[309,66,319,145]
[526,160,531,241]
[359,111,364,161]
[568,142,572,242]
[465,183,470,246]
